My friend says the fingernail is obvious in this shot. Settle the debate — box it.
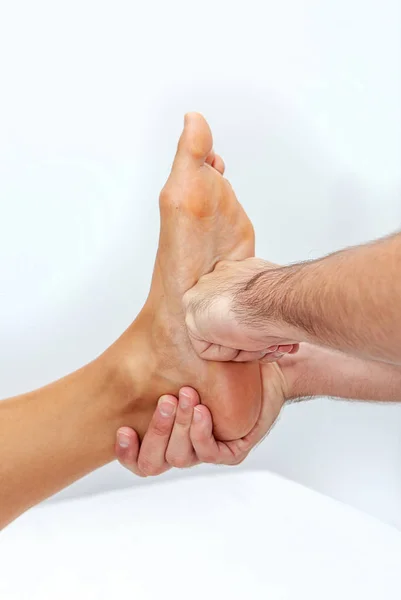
[158,396,176,417]
[179,390,191,409]
[193,407,202,423]
[117,432,131,449]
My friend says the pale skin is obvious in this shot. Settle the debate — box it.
[116,165,401,472]
[183,235,401,365]
[4,113,400,527]
[2,113,285,528]
[116,343,401,475]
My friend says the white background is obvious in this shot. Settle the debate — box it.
[0,0,400,526]
[3,472,401,600]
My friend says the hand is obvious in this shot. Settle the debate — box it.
[115,362,288,476]
[183,258,299,362]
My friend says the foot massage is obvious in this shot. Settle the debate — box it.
[2,114,401,597]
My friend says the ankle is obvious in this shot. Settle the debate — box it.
[100,316,157,427]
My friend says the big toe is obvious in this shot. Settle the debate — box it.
[173,112,213,170]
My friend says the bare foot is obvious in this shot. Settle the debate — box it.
[117,114,261,440]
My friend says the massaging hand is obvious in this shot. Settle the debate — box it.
[183,257,299,362]
[115,361,290,476]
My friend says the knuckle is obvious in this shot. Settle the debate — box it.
[182,291,190,308]
[168,456,190,469]
[175,415,191,428]
[199,453,217,464]
[151,420,170,438]
[136,470,148,478]
[183,285,196,300]
[184,312,192,327]
[215,260,230,271]
[137,458,160,477]
[229,451,248,466]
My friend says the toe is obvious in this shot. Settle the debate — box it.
[173,112,213,170]
[205,149,216,167]
[205,151,225,175]
[212,154,225,175]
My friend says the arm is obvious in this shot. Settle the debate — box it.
[116,344,401,477]
[283,343,401,402]
[184,232,401,365]
[243,233,401,364]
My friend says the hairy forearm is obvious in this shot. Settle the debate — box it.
[285,343,401,403]
[242,233,401,364]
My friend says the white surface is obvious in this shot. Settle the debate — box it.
[2,471,401,600]
[1,0,401,525]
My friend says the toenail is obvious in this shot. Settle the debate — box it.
[158,397,176,417]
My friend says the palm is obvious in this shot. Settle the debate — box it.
[201,361,288,465]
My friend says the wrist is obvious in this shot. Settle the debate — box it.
[278,343,320,401]
[235,261,311,345]
[283,343,382,402]
[283,343,330,401]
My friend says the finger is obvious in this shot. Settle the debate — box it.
[166,387,200,468]
[260,351,285,363]
[232,341,299,362]
[232,348,275,362]
[277,344,295,354]
[237,364,285,452]
[197,340,240,361]
[115,427,143,477]
[214,259,234,271]
[184,311,234,361]
[190,405,234,464]
[233,342,300,362]
[137,395,177,476]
